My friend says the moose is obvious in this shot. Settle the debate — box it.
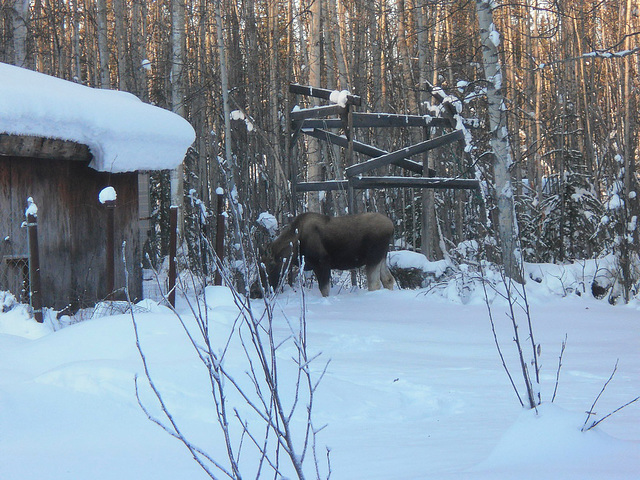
[252,212,395,297]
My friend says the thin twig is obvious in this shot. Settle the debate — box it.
[134,376,232,479]
[479,264,524,407]
[502,275,538,410]
[582,359,619,432]
[584,395,640,431]
[551,334,567,402]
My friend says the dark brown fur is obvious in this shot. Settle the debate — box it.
[253,212,395,297]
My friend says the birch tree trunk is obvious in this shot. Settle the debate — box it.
[12,0,30,67]
[476,0,522,282]
[170,0,186,229]
[307,0,323,213]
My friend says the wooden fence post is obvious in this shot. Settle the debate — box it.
[168,206,178,307]
[99,187,117,299]
[214,188,225,286]
[25,197,43,323]
[105,201,115,297]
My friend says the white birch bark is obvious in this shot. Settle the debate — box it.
[12,0,29,67]
[307,0,323,212]
[475,0,522,282]
[170,0,186,225]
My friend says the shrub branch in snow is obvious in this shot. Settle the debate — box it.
[478,252,639,425]
[581,359,640,432]
[480,269,526,407]
[125,243,238,478]
[551,334,568,403]
[480,263,541,409]
[124,217,328,478]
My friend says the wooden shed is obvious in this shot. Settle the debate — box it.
[0,63,195,311]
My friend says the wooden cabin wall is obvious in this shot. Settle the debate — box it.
[0,156,142,310]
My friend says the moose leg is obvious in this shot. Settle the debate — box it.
[365,262,383,291]
[380,259,395,290]
[315,266,332,297]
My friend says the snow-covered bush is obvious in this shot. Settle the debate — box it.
[0,291,18,312]
[388,250,453,289]
[520,171,604,263]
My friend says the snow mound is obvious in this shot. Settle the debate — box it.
[471,403,640,479]
[0,63,195,173]
[388,250,450,277]
[0,303,51,339]
[204,285,240,311]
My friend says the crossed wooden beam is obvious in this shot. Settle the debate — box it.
[289,84,480,202]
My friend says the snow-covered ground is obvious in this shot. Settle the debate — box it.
[0,265,638,479]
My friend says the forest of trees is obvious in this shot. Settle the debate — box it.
[1,0,639,300]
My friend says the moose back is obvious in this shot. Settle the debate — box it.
[252,212,395,297]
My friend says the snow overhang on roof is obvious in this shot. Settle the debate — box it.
[0,62,195,173]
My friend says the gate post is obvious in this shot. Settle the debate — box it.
[25,197,43,323]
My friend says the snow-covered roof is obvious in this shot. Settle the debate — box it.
[0,63,195,173]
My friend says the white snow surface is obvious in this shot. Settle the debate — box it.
[0,63,195,173]
[0,263,639,479]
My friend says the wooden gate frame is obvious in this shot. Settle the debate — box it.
[289,83,480,214]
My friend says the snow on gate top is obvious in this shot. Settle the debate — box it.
[0,62,195,173]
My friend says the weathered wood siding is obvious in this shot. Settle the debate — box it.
[0,156,142,310]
